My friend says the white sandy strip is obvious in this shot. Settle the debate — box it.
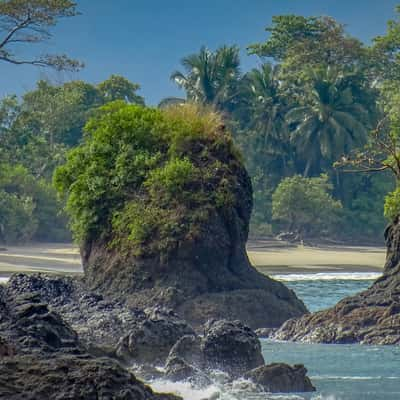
[0,277,9,284]
[272,272,382,281]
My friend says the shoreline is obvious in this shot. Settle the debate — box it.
[0,240,386,280]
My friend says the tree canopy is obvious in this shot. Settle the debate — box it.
[0,0,82,70]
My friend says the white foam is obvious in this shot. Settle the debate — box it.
[272,272,381,282]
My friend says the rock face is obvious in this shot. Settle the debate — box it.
[115,307,195,365]
[244,363,316,393]
[201,320,265,377]
[6,274,194,364]
[79,121,306,330]
[1,275,315,396]
[0,283,181,400]
[275,221,400,345]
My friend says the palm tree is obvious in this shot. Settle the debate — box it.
[170,45,241,112]
[236,63,290,165]
[286,66,370,177]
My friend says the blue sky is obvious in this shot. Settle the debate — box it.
[1,0,399,105]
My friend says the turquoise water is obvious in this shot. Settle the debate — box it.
[284,279,373,312]
[263,341,400,400]
[152,274,400,399]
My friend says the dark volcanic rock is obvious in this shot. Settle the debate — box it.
[80,132,307,330]
[0,355,180,400]
[275,221,400,345]
[166,334,204,369]
[6,274,193,361]
[201,320,264,377]
[244,363,316,393]
[115,307,195,365]
[165,356,211,387]
[0,286,181,400]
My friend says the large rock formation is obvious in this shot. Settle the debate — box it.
[275,221,400,345]
[61,104,308,330]
[0,282,180,400]
[1,274,316,396]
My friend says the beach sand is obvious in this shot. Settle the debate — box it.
[0,240,386,280]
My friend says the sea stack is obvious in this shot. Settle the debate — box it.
[56,103,307,330]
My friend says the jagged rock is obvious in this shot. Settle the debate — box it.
[115,307,195,365]
[201,320,264,377]
[0,288,181,400]
[275,221,400,345]
[244,363,316,393]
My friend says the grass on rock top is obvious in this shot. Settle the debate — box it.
[54,102,244,256]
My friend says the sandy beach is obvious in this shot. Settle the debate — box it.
[0,240,386,280]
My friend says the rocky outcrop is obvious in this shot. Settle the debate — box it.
[275,221,400,345]
[80,130,306,330]
[6,274,194,362]
[115,308,195,365]
[162,319,315,393]
[1,274,315,396]
[0,283,181,400]
[244,363,316,393]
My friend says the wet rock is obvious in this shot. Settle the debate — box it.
[165,356,211,387]
[244,363,316,393]
[202,320,264,377]
[166,334,203,368]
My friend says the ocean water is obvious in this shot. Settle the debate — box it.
[151,272,400,400]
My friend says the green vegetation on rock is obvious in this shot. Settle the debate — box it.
[54,103,242,255]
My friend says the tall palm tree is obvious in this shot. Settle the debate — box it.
[286,66,370,177]
[170,45,241,112]
[237,63,290,164]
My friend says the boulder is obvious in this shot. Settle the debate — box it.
[115,307,195,365]
[244,363,316,393]
[201,320,264,377]
[0,287,181,400]
[275,221,400,345]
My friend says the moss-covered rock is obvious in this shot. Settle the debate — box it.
[55,103,307,329]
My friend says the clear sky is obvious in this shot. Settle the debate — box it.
[1,0,399,105]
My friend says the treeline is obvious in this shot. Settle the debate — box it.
[2,11,400,244]
[0,76,144,243]
[164,14,400,242]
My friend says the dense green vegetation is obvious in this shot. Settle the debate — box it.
[54,103,242,255]
[0,76,144,243]
[4,3,400,244]
[168,13,400,241]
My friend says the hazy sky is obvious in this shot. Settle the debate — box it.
[1,0,399,105]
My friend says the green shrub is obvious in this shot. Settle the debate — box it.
[54,103,242,254]
[384,187,400,221]
[272,174,342,238]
